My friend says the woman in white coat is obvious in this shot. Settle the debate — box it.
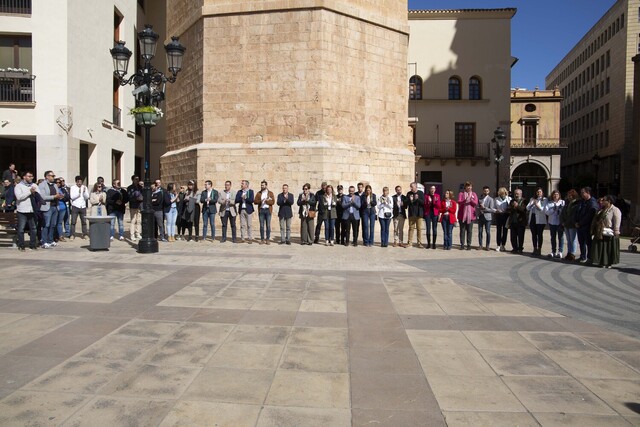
[544,190,565,258]
[526,187,547,256]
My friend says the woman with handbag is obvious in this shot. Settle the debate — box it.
[297,183,316,245]
[319,184,337,246]
[377,187,393,247]
[439,190,458,250]
[590,195,621,268]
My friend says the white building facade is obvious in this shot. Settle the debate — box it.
[0,0,165,184]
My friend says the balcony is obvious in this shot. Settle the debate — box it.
[415,142,491,162]
[0,0,31,14]
[510,138,567,149]
[0,74,35,103]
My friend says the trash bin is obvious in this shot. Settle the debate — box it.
[86,216,114,250]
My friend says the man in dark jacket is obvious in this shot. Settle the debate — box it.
[277,184,294,245]
[313,181,327,244]
[575,186,598,263]
[1,179,15,213]
[406,182,424,248]
[127,175,144,241]
[107,179,129,241]
[392,185,408,247]
[335,185,345,245]
[151,182,167,242]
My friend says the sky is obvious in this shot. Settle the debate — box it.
[408,0,618,89]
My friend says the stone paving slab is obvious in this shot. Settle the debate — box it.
[0,233,639,426]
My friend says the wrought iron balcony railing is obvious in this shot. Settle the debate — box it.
[510,138,567,148]
[0,74,35,103]
[0,0,31,14]
[415,142,491,159]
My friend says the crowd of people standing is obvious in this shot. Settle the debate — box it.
[2,164,625,268]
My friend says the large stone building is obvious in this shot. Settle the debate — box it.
[0,0,164,184]
[546,0,639,214]
[510,88,564,199]
[162,0,415,196]
[407,8,515,194]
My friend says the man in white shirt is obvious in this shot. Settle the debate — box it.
[218,180,237,243]
[255,180,275,244]
[14,171,39,251]
[69,175,90,240]
[234,180,254,243]
[477,186,496,251]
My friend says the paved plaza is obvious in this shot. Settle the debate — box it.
[0,232,639,426]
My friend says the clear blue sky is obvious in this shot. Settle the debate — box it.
[408,0,617,89]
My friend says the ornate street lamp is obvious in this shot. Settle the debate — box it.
[591,152,601,197]
[110,25,186,254]
[492,127,506,192]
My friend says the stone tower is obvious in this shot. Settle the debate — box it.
[163,0,414,197]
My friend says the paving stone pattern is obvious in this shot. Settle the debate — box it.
[0,236,639,426]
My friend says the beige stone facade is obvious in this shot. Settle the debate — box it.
[510,89,565,199]
[546,0,639,212]
[163,0,414,201]
[408,9,515,194]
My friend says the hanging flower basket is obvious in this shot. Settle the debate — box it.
[129,106,163,126]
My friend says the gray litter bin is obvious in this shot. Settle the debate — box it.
[86,216,114,250]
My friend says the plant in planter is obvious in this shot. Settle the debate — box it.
[129,105,163,126]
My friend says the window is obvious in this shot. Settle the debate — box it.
[448,76,461,100]
[454,123,475,157]
[605,129,609,146]
[409,75,422,100]
[605,103,610,120]
[0,35,32,71]
[469,76,481,100]
[606,77,610,93]
[523,121,537,146]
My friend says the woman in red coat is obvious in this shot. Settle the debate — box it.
[439,190,458,250]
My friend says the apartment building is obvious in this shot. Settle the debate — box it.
[408,8,515,194]
[0,0,165,184]
[546,0,639,213]
[510,89,564,200]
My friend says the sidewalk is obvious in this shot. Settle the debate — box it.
[0,233,638,426]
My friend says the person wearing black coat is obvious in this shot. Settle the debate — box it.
[392,185,408,247]
[575,186,599,263]
[406,182,425,247]
[276,184,295,244]
[106,178,129,241]
[335,185,345,245]
[297,183,316,245]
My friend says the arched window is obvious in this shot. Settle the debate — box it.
[448,76,461,100]
[469,76,482,100]
[409,75,422,100]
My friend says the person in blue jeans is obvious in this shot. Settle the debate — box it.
[377,187,393,247]
[440,190,458,250]
[54,178,69,241]
[318,184,338,245]
[200,180,219,241]
[165,183,179,241]
[255,180,275,244]
[361,185,377,247]
[106,179,129,241]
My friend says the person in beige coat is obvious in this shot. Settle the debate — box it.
[89,182,107,217]
[218,180,237,243]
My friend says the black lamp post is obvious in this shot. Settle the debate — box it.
[591,153,601,197]
[492,127,506,192]
[110,25,186,254]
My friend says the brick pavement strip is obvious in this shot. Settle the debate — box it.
[0,237,639,426]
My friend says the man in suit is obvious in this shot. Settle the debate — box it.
[218,180,237,243]
[424,185,441,249]
[341,185,361,246]
[201,180,219,242]
[313,181,327,244]
[38,170,64,249]
[575,186,598,263]
[477,185,496,251]
[335,185,345,245]
[277,183,294,245]
[356,182,365,244]
[255,180,275,244]
[406,182,424,248]
[392,185,408,247]
[235,180,254,243]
